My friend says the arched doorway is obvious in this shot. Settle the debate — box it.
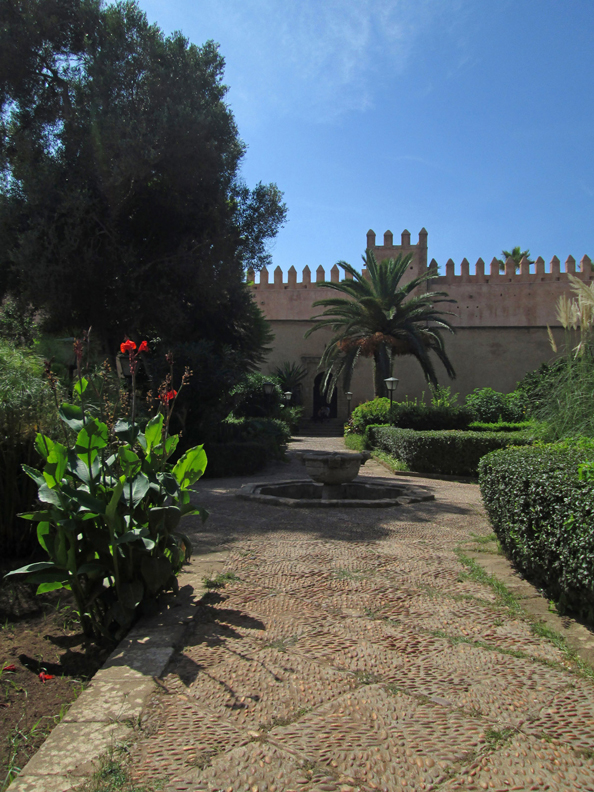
[313,372,338,419]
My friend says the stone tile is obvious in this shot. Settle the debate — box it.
[62,677,156,723]
[20,722,132,777]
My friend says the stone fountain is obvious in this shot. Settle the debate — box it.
[237,450,434,508]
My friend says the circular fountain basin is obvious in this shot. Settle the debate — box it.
[236,478,435,508]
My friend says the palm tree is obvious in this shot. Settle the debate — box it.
[305,250,457,398]
[500,247,534,272]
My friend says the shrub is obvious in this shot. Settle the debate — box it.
[465,387,527,423]
[479,443,594,619]
[231,372,283,418]
[219,416,291,462]
[368,426,532,476]
[203,441,268,478]
[348,397,472,435]
[0,343,62,557]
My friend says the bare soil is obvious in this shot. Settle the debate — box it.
[0,572,111,790]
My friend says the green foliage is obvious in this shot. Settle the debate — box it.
[0,297,38,347]
[6,350,208,642]
[368,426,532,476]
[202,441,268,478]
[221,416,291,459]
[468,420,536,433]
[0,342,62,556]
[230,373,283,418]
[0,0,285,350]
[348,397,472,435]
[343,434,368,452]
[305,249,456,398]
[464,387,527,423]
[479,443,594,620]
[517,354,594,441]
[271,361,307,401]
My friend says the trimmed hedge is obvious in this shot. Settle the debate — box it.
[203,441,268,478]
[368,426,531,476]
[468,421,534,433]
[479,444,594,619]
[349,397,472,435]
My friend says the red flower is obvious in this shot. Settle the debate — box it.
[160,389,177,403]
[120,339,136,354]
[3,664,16,672]
[39,672,55,682]
[138,340,150,353]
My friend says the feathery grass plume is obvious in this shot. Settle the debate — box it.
[556,294,573,329]
[547,326,558,353]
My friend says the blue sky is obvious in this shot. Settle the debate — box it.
[140,0,594,275]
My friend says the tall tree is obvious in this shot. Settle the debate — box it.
[306,250,457,398]
[0,0,286,359]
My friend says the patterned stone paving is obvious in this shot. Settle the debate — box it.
[127,438,594,791]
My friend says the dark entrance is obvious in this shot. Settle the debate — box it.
[313,372,338,419]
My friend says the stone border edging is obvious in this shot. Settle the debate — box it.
[7,551,229,792]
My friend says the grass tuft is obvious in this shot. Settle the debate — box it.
[203,571,240,590]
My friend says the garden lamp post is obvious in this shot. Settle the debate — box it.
[283,391,292,404]
[384,377,399,417]
[345,391,353,418]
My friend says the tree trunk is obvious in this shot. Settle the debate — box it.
[373,344,391,397]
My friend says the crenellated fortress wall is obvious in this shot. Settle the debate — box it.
[250,228,588,419]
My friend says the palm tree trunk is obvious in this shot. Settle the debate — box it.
[373,344,391,397]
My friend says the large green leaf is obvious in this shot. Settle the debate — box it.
[37,522,53,554]
[148,506,181,533]
[62,484,106,515]
[122,472,150,507]
[59,403,85,432]
[34,433,54,461]
[5,561,57,578]
[43,441,68,489]
[140,556,172,594]
[144,413,164,454]
[21,464,45,487]
[172,445,208,489]
[37,482,62,507]
[73,377,88,398]
[114,419,140,444]
[75,419,109,457]
[68,450,100,484]
[118,446,141,479]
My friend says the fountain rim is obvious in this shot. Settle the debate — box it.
[235,478,435,509]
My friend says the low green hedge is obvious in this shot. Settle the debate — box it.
[348,397,472,435]
[479,444,594,619]
[468,421,534,433]
[368,426,531,476]
[203,441,269,478]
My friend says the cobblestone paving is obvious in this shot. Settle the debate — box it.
[128,438,594,791]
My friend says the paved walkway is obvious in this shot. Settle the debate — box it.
[126,437,594,791]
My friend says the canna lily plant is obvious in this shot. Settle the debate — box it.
[6,336,208,641]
